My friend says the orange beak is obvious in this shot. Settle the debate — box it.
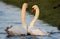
[31,8,35,13]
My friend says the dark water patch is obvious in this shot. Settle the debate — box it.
[7,22,22,24]
[50,32,60,34]
[5,36,25,39]
[0,32,7,34]
[0,11,4,16]
[12,22,21,24]
[5,36,38,39]
[0,22,21,24]
[26,36,38,39]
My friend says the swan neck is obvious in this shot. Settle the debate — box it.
[29,7,39,28]
[21,4,27,30]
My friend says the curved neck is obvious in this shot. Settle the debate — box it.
[29,8,39,28]
[21,4,27,30]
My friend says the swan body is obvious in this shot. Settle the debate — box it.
[7,26,27,36]
[28,28,50,36]
[28,5,50,36]
[5,3,28,36]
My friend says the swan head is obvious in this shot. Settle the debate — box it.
[22,3,28,8]
[32,5,39,12]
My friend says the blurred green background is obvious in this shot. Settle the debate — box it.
[0,0,60,26]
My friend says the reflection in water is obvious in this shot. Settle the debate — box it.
[5,36,21,39]
[5,35,58,39]
[5,36,37,39]
[0,1,60,39]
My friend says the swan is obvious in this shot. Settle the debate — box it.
[5,3,28,36]
[28,5,51,36]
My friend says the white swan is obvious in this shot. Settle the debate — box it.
[28,5,50,36]
[5,3,28,36]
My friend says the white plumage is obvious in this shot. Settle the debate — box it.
[8,26,27,35]
[5,3,28,36]
[28,5,50,36]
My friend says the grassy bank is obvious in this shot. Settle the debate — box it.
[1,0,60,26]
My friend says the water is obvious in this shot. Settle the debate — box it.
[0,1,60,39]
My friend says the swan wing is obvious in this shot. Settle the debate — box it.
[8,26,27,35]
[29,28,49,35]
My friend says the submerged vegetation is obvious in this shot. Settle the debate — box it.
[1,0,60,26]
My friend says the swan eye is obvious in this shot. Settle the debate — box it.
[31,8,35,13]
